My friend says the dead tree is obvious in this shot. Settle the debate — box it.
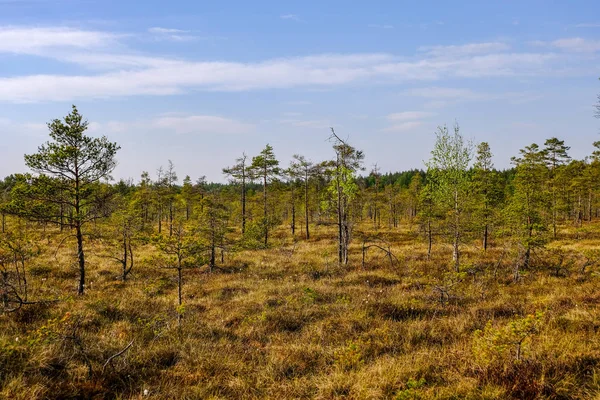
[361,236,399,269]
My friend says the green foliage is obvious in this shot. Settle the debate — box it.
[395,378,426,400]
[425,123,473,269]
[473,311,545,364]
[506,144,550,266]
[334,340,363,370]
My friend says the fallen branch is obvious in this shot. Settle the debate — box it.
[103,339,135,372]
[361,237,399,269]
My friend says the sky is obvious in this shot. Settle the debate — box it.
[0,0,599,183]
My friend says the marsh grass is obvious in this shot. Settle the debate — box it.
[2,221,600,399]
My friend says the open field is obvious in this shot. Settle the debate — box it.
[3,219,600,399]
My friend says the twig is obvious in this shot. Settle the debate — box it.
[102,339,135,372]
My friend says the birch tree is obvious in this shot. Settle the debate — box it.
[425,123,473,271]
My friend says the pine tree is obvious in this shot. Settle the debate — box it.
[472,142,503,251]
[12,105,119,295]
[250,145,280,247]
[223,154,249,235]
[544,137,570,238]
[289,155,315,239]
[198,193,230,272]
[508,144,549,270]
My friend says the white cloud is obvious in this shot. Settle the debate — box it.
[531,37,600,53]
[403,87,543,107]
[383,111,433,132]
[368,24,394,30]
[155,115,253,135]
[89,115,253,136]
[419,42,510,57]
[402,87,482,100]
[0,27,591,103]
[0,51,563,102]
[551,38,600,52]
[0,26,116,54]
[148,27,189,34]
[59,53,184,70]
[148,26,199,42]
[0,118,47,138]
[383,121,423,132]
[573,23,600,28]
[387,111,434,121]
[280,14,300,21]
[278,118,332,128]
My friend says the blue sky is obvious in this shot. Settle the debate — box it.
[0,0,599,182]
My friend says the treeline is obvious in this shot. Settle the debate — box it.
[2,107,600,297]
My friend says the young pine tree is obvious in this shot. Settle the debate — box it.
[11,105,119,295]
[472,142,503,251]
[250,145,280,247]
[223,153,250,235]
[543,138,570,239]
[508,144,550,270]
[289,155,315,240]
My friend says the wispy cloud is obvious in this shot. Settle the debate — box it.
[0,50,561,103]
[0,28,592,103]
[90,114,254,136]
[148,27,188,34]
[531,37,600,52]
[148,26,198,41]
[403,87,484,100]
[403,87,543,107]
[155,115,253,134]
[387,111,434,121]
[280,14,301,22]
[368,24,394,30]
[383,111,433,132]
[0,26,117,54]
[383,121,424,132]
[278,118,332,128]
[573,23,600,28]
[551,37,600,52]
[419,42,510,57]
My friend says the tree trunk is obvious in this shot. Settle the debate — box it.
[158,206,162,234]
[169,203,173,237]
[263,170,268,247]
[524,216,533,269]
[427,219,432,260]
[242,172,246,235]
[122,232,128,281]
[76,222,85,295]
[177,262,182,326]
[337,172,343,265]
[483,224,488,252]
[75,170,86,295]
[304,170,310,240]
[453,189,460,272]
[210,230,215,273]
[291,184,295,236]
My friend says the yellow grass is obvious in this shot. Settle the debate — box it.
[2,219,600,399]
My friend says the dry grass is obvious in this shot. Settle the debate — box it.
[3,220,600,399]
